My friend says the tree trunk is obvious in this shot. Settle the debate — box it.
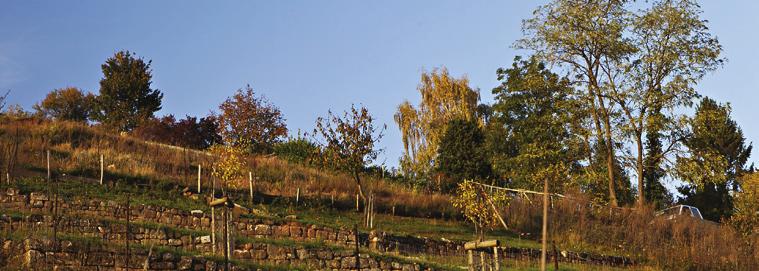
[636,133,645,207]
[599,97,618,207]
[354,171,367,202]
[590,88,618,207]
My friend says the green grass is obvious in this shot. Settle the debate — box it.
[3,176,208,212]
[283,205,542,249]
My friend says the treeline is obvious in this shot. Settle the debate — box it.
[391,0,756,233]
[1,0,755,237]
[2,50,384,207]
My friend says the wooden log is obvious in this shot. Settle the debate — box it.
[465,240,500,250]
[210,197,228,207]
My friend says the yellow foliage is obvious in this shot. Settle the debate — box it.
[209,139,249,188]
[394,67,480,178]
[451,180,509,236]
[731,173,759,237]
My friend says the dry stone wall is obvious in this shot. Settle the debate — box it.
[0,237,439,271]
[0,188,634,268]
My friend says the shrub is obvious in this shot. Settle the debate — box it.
[273,136,318,165]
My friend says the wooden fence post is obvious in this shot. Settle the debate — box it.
[553,241,559,271]
[197,164,202,194]
[468,250,474,271]
[99,154,104,185]
[211,206,216,254]
[480,251,486,271]
[493,247,500,271]
[223,207,230,271]
[249,172,253,205]
[296,188,300,205]
[541,178,549,271]
[354,224,361,270]
[46,149,50,181]
[126,195,131,269]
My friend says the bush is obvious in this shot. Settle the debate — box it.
[273,137,318,165]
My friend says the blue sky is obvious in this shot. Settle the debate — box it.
[1,1,758,176]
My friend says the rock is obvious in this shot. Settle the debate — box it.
[177,256,193,270]
[285,214,297,220]
[254,224,271,235]
[199,235,211,244]
[190,210,204,217]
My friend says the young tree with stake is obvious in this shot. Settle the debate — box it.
[313,105,385,207]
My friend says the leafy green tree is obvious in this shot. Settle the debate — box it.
[313,105,384,202]
[486,56,580,191]
[94,51,163,132]
[585,142,636,205]
[34,87,95,122]
[518,0,630,206]
[607,0,722,206]
[217,85,288,154]
[676,97,752,221]
[518,0,723,207]
[435,119,490,192]
[643,108,673,209]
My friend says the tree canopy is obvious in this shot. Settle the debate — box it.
[395,67,480,183]
[313,105,384,201]
[34,87,95,122]
[435,119,490,192]
[217,85,288,153]
[95,50,163,132]
[676,97,752,220]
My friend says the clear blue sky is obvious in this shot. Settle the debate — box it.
[1,1,757,173]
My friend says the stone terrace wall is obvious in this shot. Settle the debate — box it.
[0,188,634,267]
[0,188,465,257]
[1,237,438,271]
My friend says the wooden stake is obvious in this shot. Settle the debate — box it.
[197,164,202,194]
[99,154,104,185]
[467,250,474,271]
[354,224,361,270]
[553,241,559,271]
[249,172,253,205]
[126,195,131,269]
[223,207,230,271]
[541,178,549,271]
[211,206,216,254]
[356,193,359,212]
[480,251,486,271]
[296,187,300,205]
[493,247,500,271]
[369,194,375,229]
[46,149,50,181]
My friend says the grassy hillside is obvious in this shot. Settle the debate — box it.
[1,118,756,270]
